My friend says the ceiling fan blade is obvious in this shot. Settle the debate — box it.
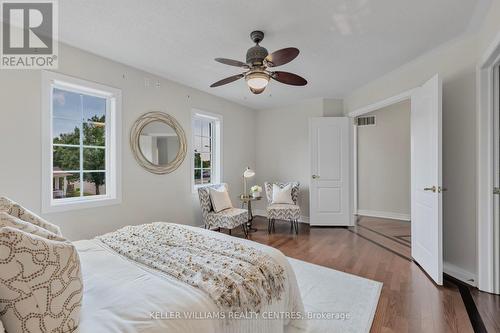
[264,48,299,67]
[214,58,249,68]
[271,71,307,86]
[210,74,244,87]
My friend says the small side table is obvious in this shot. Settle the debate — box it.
[240,195,262,232]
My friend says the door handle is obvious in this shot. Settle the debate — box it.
[312,175,320,179]
[424,186,436,193]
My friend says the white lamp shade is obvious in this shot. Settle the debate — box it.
[243,167,255,178]
[246,72,269,90]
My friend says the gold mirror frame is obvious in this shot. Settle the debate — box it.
[130,111,187,174]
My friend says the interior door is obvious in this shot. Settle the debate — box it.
[310,117,351,226]
[411,74,443,285]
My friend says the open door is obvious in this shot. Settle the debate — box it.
[309,117,351,226]
[411,74,443,285]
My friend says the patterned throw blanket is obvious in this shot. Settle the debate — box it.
[97,223,285,313]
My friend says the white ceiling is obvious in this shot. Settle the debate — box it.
[59,0,488,110]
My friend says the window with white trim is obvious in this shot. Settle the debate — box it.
[192,111,222,189]
[42,72,121,212]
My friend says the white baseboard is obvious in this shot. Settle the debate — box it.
[253,209,309,224]
[357,209,410,222]
[444,262,477,287]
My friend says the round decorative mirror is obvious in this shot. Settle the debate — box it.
[130,111,187,174]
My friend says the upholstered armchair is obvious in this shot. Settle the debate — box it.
[264,182,301,234]
[197,183,248,238]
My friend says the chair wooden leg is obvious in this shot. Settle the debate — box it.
[295,220,299,235]
[228,229,231,235]
[290,220,293,233]
[268,218,272,234]
[272,219,276,232]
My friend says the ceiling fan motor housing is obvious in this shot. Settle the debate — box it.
[246,45,268,66]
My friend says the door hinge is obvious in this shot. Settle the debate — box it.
[494,187,500,195]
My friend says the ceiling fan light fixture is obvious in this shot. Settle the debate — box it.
[249,86,265,94]
[246,71,269,91]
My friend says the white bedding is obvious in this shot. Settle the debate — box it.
[75,225,305,333]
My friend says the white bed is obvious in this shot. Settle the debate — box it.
[75,225,305,333]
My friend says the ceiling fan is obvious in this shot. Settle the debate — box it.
[210,30,307,94]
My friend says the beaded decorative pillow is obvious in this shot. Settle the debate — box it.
[0,227,82,332]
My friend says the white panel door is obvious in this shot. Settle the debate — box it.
[411,74,443,285]
[310,117,350,226]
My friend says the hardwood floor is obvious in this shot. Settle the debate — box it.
[470,288,500,332]
[351,216,412,260]
[352,215,500,332]
[229,216,478,332]
[357,216,412,245]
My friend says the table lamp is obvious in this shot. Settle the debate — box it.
[242,167,255,199]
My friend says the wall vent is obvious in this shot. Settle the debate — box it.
[356,115,376,127]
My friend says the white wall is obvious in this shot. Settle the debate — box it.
[0,43,255,241]
[478,1,500,53]
[344,1,500,281]
[357,100,411,218]
[253,98,343,218]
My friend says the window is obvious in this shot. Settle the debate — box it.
[42,71,121,212]
[192,110,222,190]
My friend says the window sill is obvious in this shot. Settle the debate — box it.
[192,183,217,194]
[42,196,121,213]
